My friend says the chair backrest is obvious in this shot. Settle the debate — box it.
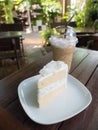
[0,37,20,51]
[0,23,23,31]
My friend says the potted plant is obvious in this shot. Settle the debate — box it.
[85,0,98,28]
[4,0,14,23]
[40,27,59,46]
[41,0,62,27]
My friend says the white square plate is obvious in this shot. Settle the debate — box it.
[18,74,92,125]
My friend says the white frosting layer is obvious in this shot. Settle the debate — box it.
[38,78,66,98]
[39,60,68,77]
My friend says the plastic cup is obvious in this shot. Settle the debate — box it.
[51,45,75,72]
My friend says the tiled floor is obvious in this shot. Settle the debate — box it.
[0,31,47,80]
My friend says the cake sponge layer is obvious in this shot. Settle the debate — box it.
[38,83,66,107]
[38,69,67,89]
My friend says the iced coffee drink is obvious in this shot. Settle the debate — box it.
[50,36,78,72]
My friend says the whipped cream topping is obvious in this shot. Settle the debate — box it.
[39,60,68,77]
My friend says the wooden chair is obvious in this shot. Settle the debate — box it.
[0,37,21,69]
[0,23,24,55]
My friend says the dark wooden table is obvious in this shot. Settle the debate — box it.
[74,27,98,50]
[75,27,95,35]
[0,31,24,57]
[0,48,98,130]
[0,31,22,39]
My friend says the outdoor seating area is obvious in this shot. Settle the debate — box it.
[0,31,45,79]
[0,0,98,130]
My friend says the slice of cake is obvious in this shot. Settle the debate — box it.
[37,60,68,107]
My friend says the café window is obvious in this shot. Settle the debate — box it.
[70,0,86,10]
[69,0,86,21]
